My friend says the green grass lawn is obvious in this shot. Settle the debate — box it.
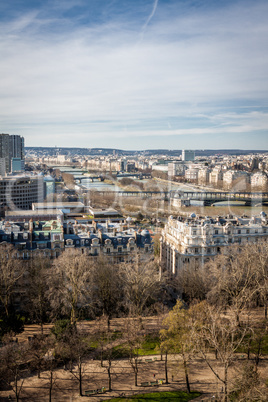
[137,335,160,356]
[105,391,201,401]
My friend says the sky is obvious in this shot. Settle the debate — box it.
[0,0,268,150]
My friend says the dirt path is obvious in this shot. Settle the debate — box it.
[1,353,267,401]
[2,311,267,401]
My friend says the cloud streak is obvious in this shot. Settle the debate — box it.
[140,0,158,41]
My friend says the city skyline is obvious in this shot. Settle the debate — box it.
[1,0,268,150]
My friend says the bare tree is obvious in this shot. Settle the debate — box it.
[56,328,93,397]
[92,256,123,330]
[206,244,259,325]
[120,254,161,316]
[29,334,52,379]
[124,317,144,387]
[231,362,268,401]
[96,328,121,392]
[48,249,94,326]
[0,335,28,402]
[160,300,196,392]
[192,301,248,402]
[176,261,211,304]
[252,241,268,319]
[0,244,25,319]
[25,254,51,333]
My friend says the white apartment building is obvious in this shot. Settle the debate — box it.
[223,170,250,189]
[198,168,211,184]
[251,172,268,189]
[160,213,268,275]
[185,168,199,181]
[209,168,223,185]
[168,162,185,177]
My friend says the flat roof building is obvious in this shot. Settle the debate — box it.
[182,150,195,162]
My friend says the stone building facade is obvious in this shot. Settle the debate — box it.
[160,213,268,275]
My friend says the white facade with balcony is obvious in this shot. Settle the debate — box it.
[160,213,268,275]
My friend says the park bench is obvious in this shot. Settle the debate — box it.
[145,358,153,362]
[141,381,150,387]
[150,381,158,386]
[85,390,96,396]
[84,386,106,396]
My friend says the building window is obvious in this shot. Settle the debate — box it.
[215,230,218,234]
[246,229,250,234]
[118,247,122,253]
[207,248,211,254]
[238,229,241,234]
[107,248,110,254]
[195,248,198,254]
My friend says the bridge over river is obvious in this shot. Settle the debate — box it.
[90,190,268,206]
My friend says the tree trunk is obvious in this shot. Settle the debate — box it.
[15,372,19,402]
[165,351,169,384]
[108,360,112,391]
[247,338,252,360]
[255,338,262,368]
[223,364,228,402]
[100,347,103,367]
[49,371,53,402]
[183,358,190,393]
[79,359,83,396]
[134,359,138,387]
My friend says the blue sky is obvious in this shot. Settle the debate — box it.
[0,0,268,150]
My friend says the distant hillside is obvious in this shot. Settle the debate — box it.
[26,147,267,157]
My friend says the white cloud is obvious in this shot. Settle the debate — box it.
[0,0,267,147]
